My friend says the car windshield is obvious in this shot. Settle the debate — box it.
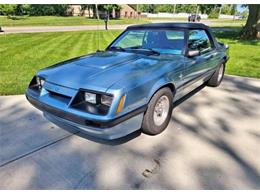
[109,29,185,55]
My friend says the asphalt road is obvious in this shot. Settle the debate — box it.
[0,76,260,189]
[0,24,131,34]
[0,21,241,34]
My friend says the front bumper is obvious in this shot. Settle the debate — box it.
[26,90,145,140]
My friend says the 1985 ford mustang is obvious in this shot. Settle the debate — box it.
[26,23,229,139]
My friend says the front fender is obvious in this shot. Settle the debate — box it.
[147,78,176,104]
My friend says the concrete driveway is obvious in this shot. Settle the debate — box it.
[0,24,131,34]
[0,75,260,189]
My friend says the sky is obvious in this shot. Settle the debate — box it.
[237,4,248,12]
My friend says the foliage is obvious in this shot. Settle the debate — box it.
[199,4,216,15]
[0,4,69,16]
[154,5,176,13]
[139,4,220,14]
[220,4,232,15]
[240,10,249,18]
[0,4,17,16]
[139,4,156,13]
[28,4,69,16]
[103,4,121,19]
[230,4,237,15]
[208,10,219,19]
[175,4,197,14]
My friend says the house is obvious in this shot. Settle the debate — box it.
[67,5,81,16]
[116,4,139,18]
[67,4,139,18]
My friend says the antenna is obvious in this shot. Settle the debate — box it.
[98,16,100,51]
[96,4,100,51]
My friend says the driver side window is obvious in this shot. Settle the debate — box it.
[188,30,213,54]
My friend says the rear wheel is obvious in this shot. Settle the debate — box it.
[141,87,173,135]
[207,63,225,87]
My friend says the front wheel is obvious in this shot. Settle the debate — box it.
[141,87,173,135]
[207,63,225,87]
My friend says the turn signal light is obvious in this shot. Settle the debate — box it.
[116,95,125,113]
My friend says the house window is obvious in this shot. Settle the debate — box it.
[125,11,128,17]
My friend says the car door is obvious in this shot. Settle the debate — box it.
[182,29,217,95]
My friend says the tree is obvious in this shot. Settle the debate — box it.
[221,4,232,15]
[200,4,216,15]
[153,4,175,13]
[139,4,156,13]
[241,4,260,39]
[28,4,68,16]
[103,4,119,19]
[95,4,99,20]
[81,4,95,17]
[0,4,17,16]
[230,4,237,20]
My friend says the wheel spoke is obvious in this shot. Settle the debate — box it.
[153,95,170,126]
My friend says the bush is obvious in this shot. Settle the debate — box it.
[0,4,17,16]
[29,4,68,16]
[208,11,219,19]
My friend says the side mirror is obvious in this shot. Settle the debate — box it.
[187,50,200,57]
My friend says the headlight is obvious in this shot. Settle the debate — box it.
[84,92,96,104]
[71,91,113,115]
[36,76,45,88]
[30,76,44,90]
[101,94,113,106]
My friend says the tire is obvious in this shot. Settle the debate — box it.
[141,87,173,135]
[207,63,225,87]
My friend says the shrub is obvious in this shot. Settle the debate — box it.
[208,11,219,19]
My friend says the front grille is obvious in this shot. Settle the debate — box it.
[46,89,71,104]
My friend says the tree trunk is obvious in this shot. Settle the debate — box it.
[241,5,260,39]
[95,4,99,20]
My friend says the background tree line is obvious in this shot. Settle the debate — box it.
[138,4,241,18]
[138,4,238,14]
[0,4,258,39]
[0,4,69,16]
[0,4,243,17]
[0,4,121,17]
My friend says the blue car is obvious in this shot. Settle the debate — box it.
[26,23,229,139]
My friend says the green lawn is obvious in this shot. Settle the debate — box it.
[0,16,149,26]
[0,16,245,27]
[0,29,259,95]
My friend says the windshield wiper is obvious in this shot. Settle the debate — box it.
[143,48,160,56]
[108,46,126,52]
[126,46,160,56]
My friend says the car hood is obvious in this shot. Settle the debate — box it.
[38,51,180,91]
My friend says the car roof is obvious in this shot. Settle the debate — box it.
[127,22,209,30]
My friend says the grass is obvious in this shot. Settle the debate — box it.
[0,30,121,95]
[213,29,260,79]
[0,28,259,95]
[0,16,149,26]
[0,16,245,27]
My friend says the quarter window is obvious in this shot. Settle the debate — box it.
[188,30,213,53]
